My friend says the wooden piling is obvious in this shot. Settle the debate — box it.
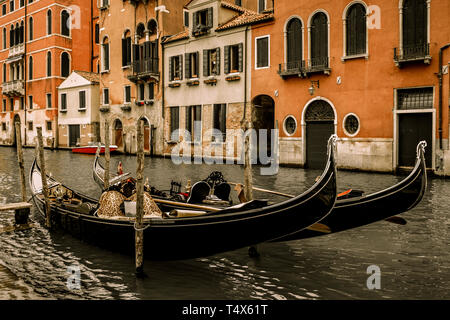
[36,127,51,229]
[104,120,110,190]
[14,122,27,202]
[243,120,253,202]
[135,119,145,276]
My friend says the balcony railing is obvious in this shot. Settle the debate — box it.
[278,60,306,78]
[128,58,159,82]
[394,43,431,66]
[306,57,330,75]
[2,80,24,96]
[8,44,24,58]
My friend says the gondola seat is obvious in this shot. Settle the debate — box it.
[187,181,211,204]
[214,182,231,202]
[97,191,126,217]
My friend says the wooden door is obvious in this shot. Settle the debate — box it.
[306,121,334,169]
[398,113,432,168]
[69,125,80,147]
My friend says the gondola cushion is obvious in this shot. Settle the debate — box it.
[129,192,162,217]
[97,191,126,217]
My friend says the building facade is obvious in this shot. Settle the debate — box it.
[0,0,99,148]
[162,0,273,162]
[251,0,450,175]
[96,0,186,156]
[57,70,99,147]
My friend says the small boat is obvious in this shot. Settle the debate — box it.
[29,136,338,260]
[272,140,428,242]
[72,145,118,154]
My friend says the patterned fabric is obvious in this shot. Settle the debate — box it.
[129,192,162,217]
[97,191,126,217]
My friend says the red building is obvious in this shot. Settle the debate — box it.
[0,0,98,147]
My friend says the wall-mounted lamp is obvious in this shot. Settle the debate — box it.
[309,80,319,95]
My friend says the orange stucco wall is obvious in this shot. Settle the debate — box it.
[251,0,450,141]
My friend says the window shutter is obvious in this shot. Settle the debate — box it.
[126,37,132,65]
[105,43,109,70]
[121,38,127,66]
[203,50,209,76]
[9,28,13,47]
[185,106,192,138]
[195,51,199,76]
[224,45,230,74]
[207,8,213,29]
[178,54,183,79]
[185,53,190,78]
[193,12,199,32]
[169,57,173,81]
[144,41,151,59]
[215,48,220,75]
[133,44,139,62]
[238,43,243,72]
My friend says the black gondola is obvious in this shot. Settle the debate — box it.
[272,141,428,242]
[29,136,338,261]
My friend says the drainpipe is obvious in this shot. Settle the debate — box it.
[438,43,450,150]
[242,24,249,124]
[90,0,93,72]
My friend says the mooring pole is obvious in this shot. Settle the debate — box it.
[36,127,51,228]
[15,122,26,202]
[104,120,110,190]
[244,120,253,202]
[135,119,145,277]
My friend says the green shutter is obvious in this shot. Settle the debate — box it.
[238,43,243,72]
[215,48,220,75]
[224,45,230,74]
[203,50,209,76]
[185,53,190,78]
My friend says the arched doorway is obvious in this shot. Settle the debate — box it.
[252,95,275,164]
[113,119,123,149]
[303,99,335,169]
[12,114,20,147]
[139,117,150,153]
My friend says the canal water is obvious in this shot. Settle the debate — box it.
[0,147,449,300]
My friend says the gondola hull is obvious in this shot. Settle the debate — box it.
[272,141,428,242]
[30,137,338,260]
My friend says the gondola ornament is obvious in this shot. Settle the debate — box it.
[416,140,427,160]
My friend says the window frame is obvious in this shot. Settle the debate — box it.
[61,9,71,37]
[78,90,87,110]
[60,92,67,111]
[123,85,131,104]
[212,103,227,142]
[102,88,109,106]
[342,1,368,60]
[255,35,270,70]
[46,93,52,109]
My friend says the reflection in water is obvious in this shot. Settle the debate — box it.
[0,147,449,299]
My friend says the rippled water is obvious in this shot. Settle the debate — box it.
[0,147,449,300]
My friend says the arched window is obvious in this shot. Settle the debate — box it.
[28,56,33,80]
[147,19,157,36]
[29,17,33,40]
[3,28,6,49]
[47,10,52,35]
[136,23,145,39]
[19,21,24,44]
[402,0,427,51]
[15,23,20,45]
[101,37,109,71]
[47,51,52,76]
[286,18,302,68]
[61,10,70,36]
[3,63,6,82]
[345,3,366,56]
[10,25,14,47]
[61,52,70,77]
[310,12,328,69]
[121,30,131,67]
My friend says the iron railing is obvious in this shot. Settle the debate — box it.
[132,58,159,76]
[278,60,306,77]
[307,56,329,72]
[394,43,430,62]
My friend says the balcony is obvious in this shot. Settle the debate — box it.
[127,58,159,82]
[8,44,24,58]
[305,57,331,75]
[394,43,431,67]
[2,80,24,96]
[278,60,306,79]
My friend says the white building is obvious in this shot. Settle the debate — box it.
[162,0,273,161]
[57,71,100,147]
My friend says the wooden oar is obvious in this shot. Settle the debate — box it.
[229,182,295,198]
[153,198,220,212]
